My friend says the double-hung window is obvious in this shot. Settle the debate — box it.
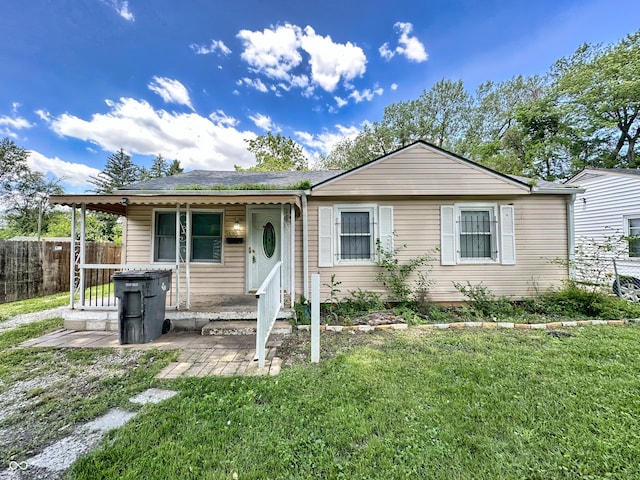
[626,215,640,258]
[153,210,223,263]
[339,208,374,261]
[317,205,393,267]
[459,208,496,260]
[441,203,515,265]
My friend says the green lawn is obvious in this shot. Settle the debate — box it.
[0,292,69,321]
[70,326,640,479]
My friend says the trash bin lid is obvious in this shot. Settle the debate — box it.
[112,270,171,280]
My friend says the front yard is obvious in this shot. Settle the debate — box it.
[2,287,640,479]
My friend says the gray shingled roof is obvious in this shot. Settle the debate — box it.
[117,170,343,191]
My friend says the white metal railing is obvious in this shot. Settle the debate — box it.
[72,264,179,310]
[255,261,283,368]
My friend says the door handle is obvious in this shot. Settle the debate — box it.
[252,255,256,264]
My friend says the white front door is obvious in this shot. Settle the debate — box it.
[248,208,281,291]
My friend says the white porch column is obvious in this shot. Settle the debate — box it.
[79,204,87,307]
[185,204,191,309]
[70,204,76,309]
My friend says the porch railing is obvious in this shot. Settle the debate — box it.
[255,261,283,368]
[72,264,179,310]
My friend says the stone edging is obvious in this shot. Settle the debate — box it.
[297,318,640,332]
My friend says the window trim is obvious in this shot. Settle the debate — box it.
[624,214,640,259]
[455,203,499,265]
[335,204,377,265]
[151,208,224,264]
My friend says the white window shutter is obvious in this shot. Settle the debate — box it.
[440,205,456,265]
[500,205,516,265]
[378,206,394,259]
[318,206,334,267]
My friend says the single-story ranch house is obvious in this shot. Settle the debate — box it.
[51,140,581,329]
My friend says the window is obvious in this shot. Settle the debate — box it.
[627,216,640,258]
[459,208,495,260]
[317,205,393,267]
[153,210,222,263]
[441,204,515,265]
[339,210,373,261]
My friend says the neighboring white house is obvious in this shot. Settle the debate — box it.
[565,168,640,300]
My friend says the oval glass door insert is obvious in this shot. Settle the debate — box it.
[263,222,276,258]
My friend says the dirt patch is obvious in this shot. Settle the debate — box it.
[0,349,149,471]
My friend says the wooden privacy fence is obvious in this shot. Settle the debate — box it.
[0,240,121,304]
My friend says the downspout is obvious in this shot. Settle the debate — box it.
[290,203,295,308]
[567,193,576,281]
[302,191,309,299]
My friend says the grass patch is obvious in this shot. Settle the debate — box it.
[0,292,69,322]
[0,317,177,464]
[71,326,640,479]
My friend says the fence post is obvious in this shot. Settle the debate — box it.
[311,273,320,363]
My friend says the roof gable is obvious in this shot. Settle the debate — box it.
[312,141,532,196]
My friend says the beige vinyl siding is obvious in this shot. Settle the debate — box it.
[306,195,569,302]
[125,205,247,296]
[313,147,528,197]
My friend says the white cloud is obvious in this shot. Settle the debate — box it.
[237,23,303,80]
[299,26,367,92]
[238,77,268,93]
[348,86,383,103]
[334,96,348,108]
[391,83,399,91]
[295,124,360,157]
[236,23,367,95]
[49,97,257,170]
[148,77,194,110]
[102,0,134,21]
[209,110,238,127]
[190,39,231,56]
[28,150,101,189]
[0,115,33,130]
[248,113,279,132]
[380,22,428,63]
[35,109,51,121]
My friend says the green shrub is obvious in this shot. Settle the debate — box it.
[453,281,518,319]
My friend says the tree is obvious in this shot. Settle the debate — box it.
[0,137,29,197]
[415,78,472,150]
[239,132,308,171]
[166,159,183,176]
[88,148,140,193]
[4,171,63,238]
[553,29,640,167]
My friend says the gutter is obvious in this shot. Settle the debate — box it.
[530,186,586,195]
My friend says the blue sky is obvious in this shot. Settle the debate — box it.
[1,0,639,193]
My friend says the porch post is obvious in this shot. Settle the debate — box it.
[175,204,181,308]
[70,204,76,309]
[185,204,191,309]
[79,204,87,307]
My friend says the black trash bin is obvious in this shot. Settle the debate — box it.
[112,270,172,344]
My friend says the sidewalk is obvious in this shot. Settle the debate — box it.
[19,328,285,377]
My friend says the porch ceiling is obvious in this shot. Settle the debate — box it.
[50,192,302,215]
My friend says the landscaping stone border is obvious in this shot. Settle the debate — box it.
[297,318,640,332]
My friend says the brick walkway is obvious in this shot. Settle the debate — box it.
[20,329,285,378]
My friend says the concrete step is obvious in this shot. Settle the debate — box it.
[201,320,292,336]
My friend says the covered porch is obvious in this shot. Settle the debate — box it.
[50,189,309,367]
